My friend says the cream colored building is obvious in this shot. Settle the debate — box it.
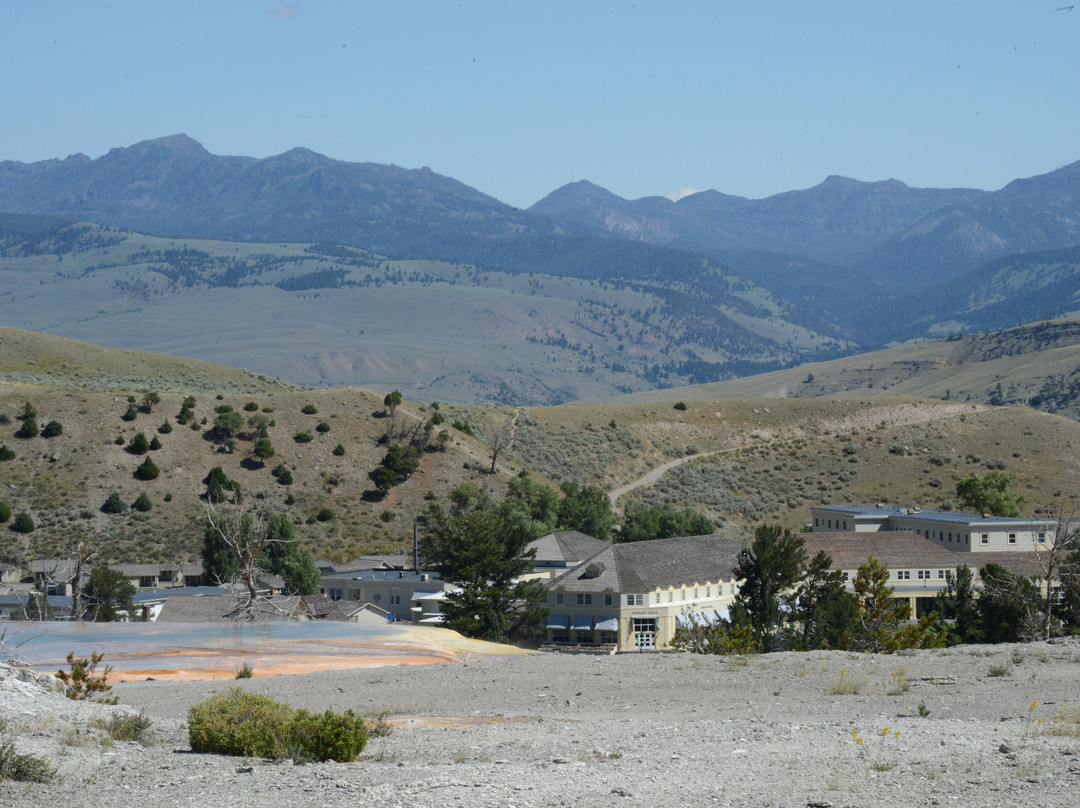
[543,533,743,651]
[810,505,1056,553]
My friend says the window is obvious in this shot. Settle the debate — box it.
[598,631,618,645]
[604,594,613,606]
[842,572,849,581]
[843,521,848,530]
[828,519,832,529]
[556,592,564,605]
[693,588,699,600]
[668,591,674,603]
[576,593,592,605]
[1009,533,1017,545]
[552,630,570,643]
[1038,532,1046,543]
[981,533,989,545]
[897,570,910,580]
[938,570,945,579]
[705,586,711,598]
[626,594,643,606]
[373,593,382,604]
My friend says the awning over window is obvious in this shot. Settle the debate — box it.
[546,614,570,629]
[677,608,730,627]
[594,616,619,632]
[571,615,593,630]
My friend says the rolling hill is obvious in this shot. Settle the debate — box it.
[2,329,1080,571]
[584,318,1080,422]
[0,217,848,405]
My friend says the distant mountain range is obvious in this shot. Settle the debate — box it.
[1,135,1080,404]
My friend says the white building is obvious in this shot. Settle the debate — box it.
[809,505,1056,553]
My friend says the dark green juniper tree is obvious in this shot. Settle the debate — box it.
[935,565,980,644]
[792,550,857,650]
[82,567,137,622]
[422,483,547,643]
[260,512,320,596]
[730,524,806,652]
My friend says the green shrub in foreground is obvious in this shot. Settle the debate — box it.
[287,708,368,763]
[188,689,294,759]
[187,688,368,762]
[0,736,55,783]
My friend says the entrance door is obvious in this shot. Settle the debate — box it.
[632,618,656,649]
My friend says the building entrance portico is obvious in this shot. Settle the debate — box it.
[632,617,657,650]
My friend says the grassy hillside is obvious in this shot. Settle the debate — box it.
[433,396,1080,539]
[585,318,1080,421]
[3,329,1080,569]
[0,221,847,405]
[0,379,544,568]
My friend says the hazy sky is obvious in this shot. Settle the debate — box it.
[2,1,1077,208]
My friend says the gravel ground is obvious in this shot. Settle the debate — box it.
[5,638,1080,807]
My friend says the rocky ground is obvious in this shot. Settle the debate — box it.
[4,638,1080,807]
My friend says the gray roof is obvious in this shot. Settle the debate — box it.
[132,586,226,604]
[548,533,744,594]
[815,504,1053,527]
[325,555,412,573]
[323,569,441,583]
[156,593,345,622]
[803,531,965,571]
[529,531,610,566]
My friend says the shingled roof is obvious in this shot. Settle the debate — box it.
[548,533,744,594]
[529,531,610,567]
[803,531,963,571]
[802,532,1049,580]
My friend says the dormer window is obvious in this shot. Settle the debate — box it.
[581,562,605,579]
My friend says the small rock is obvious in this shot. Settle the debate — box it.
[236,765,254,774]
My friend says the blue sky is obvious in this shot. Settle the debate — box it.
[1,1,1078,208]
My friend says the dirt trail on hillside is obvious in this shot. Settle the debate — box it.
[608,401,981,507]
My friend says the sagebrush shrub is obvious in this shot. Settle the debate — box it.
[187,688,368,762]
[0,737,55,783]
[287,708,368,763]
[188,689,294,759]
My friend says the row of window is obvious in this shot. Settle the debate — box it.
[553,587,728,607]
[816,518,850,530]
[895,569,946,580]
[553,592,616,606]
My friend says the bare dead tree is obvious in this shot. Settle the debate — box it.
[67,533,102,621]
[0,624,39,665]
[979,563,1044,643]
[487,410,519,475]
[33,531,105,621]
[205,499,299,621]
[1029,504,1079,640]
